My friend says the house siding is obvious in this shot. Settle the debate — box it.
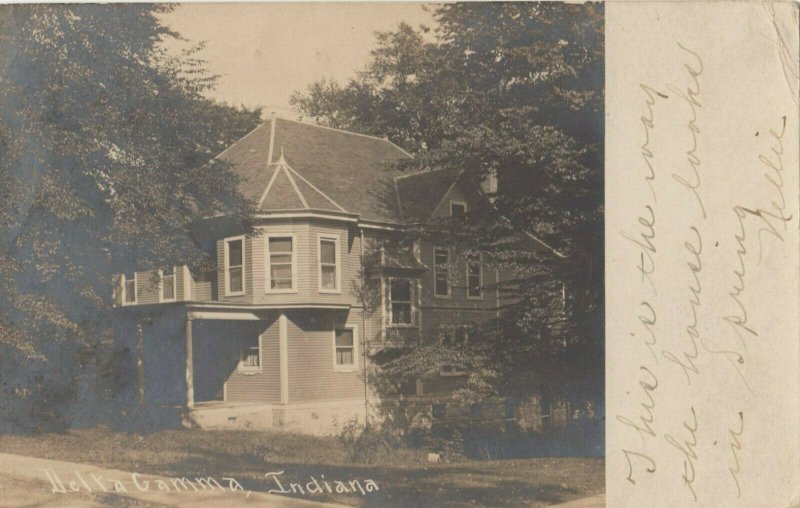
[286,309,364,403]
[431,181,469,219]
[418,242,498,314]
[223,317,281,403]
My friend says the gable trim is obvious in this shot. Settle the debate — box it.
[256,164,282,209]
[281,163,310,208]
[254,211,359,222]
[267,114,277,165]
[428,170,464,222]
[282,162,349,213]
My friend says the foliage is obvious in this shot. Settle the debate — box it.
[338,418,404,464]
[0,4,261,431]
[292,3,604,403]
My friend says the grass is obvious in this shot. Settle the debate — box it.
[0,426,603,507]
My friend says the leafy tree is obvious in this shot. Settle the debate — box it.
[292,3,604,409]
[0,4,261,431]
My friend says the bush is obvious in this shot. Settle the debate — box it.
[338,418,403,464]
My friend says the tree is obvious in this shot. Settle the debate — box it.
[0,4,261,431]
[292,3,604,408]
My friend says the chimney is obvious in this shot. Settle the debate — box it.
[481,169,498,196]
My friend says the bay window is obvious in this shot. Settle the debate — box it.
[390,278,413,325]
[267,235,294,291]
[319,235,340,292]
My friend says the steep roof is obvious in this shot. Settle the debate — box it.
[394,169,462,224]
[215,117,413,222]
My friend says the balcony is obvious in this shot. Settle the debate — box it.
[113,266,216,307]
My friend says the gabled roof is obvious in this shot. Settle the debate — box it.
[215,116,412,222]
[394,168,463,224]
[212,116,565,258]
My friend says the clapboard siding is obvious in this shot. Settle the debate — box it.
[431,181,469,218]
[421,308,493,342]
[418,242,498,312]
[192,280,213,301]
[134,270,160,305]
[224,317,281,403]
[286,310,364,403]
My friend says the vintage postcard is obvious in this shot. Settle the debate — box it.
[0,1,796,507]
[607,2,799,507]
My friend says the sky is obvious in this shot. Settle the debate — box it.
[159,3,434,118]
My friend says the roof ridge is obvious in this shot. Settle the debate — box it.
[281,160,349,213]
[266,115,277,165]
[392,177,405,223]
[256,164,282,209]
[279,160,310,209]
[213,122,268,161]
[277,117,414,159]
[393,167,451,180]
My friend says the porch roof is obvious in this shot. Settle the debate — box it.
[118,300,351,320]
[186,301,351,321]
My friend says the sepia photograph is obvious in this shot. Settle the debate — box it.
[0,3,604,506]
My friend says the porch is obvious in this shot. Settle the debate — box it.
[118,301,366,434]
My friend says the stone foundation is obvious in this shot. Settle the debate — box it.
[185,399,367,435]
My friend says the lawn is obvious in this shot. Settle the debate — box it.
[0,427,603,507]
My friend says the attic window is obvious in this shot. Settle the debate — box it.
[450,201,467,217]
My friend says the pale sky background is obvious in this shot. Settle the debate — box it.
[159,3,435,118]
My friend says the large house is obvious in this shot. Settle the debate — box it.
[113,116,551,434]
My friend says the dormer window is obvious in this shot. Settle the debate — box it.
[450,200,467,217]
[225,236,245,296]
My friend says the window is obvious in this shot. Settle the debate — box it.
[450,200,467,217]
[467,259,483,299]
[318,236,340,292]
[442,325,469,347]
[239,336,260,372]
[441,325,469,376]
[160,267,176,302]
[225,237,245,295]
[334,326,357,370]
[390,278,412,325]
[434,247,450,297]
[267,235,294,291]
[122,273,136,305]
[505,399,517,420]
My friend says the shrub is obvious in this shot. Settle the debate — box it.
[338,418,403,464]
